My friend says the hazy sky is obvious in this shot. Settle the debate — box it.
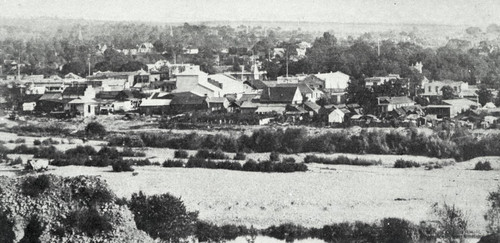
[1,0,499,26]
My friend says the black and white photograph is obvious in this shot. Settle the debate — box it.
[1,0,500,242]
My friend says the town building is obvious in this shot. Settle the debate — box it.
[377,96,415,113]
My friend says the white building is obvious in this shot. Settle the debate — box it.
[175,66,222,97]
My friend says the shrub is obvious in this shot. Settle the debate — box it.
[41,138,59,145]
[211,149,229,160]
[66,145,97,157]
[274,161,307,172]
[86,156,115,167]
[129,158,152,166]
[432,203,468,242]
[33,139,41,146]
[10,144,39,154]
[65,207,113,236]
[108,134,145,147]
[304,155,381,166]
[474,161,493,171]
[85,122,107,138]
[485,186,500,233]
[263,223,310,241]
[10,157,23,165]
[195,221,223,242]
[112,159,134,172]
[233,152,246,160]
[269,151,280,161]
[195,149,211,159]
[14,138,26,143]
[163,159,184,167]
[282,157,296,163]
[322,222,355,242]
[22,175,52,197]
[221,224,247,241]
[394,159,421,168]
[174,150,189,158]
[217,160,242,170]
[128,191,199,241]
[242,159,259,171]
[68,176,115,205]
[186,157,208,168]
[120,147,145,157]
[0,212,15,242]
[97,146,120,159]
[20,215,45,242]
[381,218,419,243]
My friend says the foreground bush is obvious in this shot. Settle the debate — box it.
[475,161,493,171]
[128,191,198,242]
[394,159,421,168]
[304,155,381,166]
[22,174,52,197]
[65,207,113,237]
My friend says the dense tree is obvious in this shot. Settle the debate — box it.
[477,85,493,106]
[61,61,86,76]
[128,191,198,242]
[441,85,456,100]
[119,61,147,72]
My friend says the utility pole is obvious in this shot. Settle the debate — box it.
[286,50,289,77]
[377,38,381,57]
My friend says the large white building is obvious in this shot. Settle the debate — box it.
[175,66,222,97]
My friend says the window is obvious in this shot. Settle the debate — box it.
[435,86,439,93]
[428,86,431,92]
[88,105,91,113]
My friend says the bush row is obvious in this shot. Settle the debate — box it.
[108,127,482,160]
[261,219,438,243]
[474,161,493,171]
[182,157,307,173]
[304,155,381,166]
[394,159,421,168]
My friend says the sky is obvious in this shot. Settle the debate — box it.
[0,0,499,26]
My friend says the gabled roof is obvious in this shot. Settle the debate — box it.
[276,83,313,94]
[240,101,259,109]
[22,94,43,103]
[378,96,414,105]
[442,98,477,107]
[39,92,62,100]
[96,91,121,100]
[170,92,207,105]
[64,72,83,79]
[260,86,299,103]
[207,97,226,104]
[314,71,349,81]
[244,80,268,90]
[63,86,87,96]
[303,101,321,112]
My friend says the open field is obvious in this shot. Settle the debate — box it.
[1,159,498,235]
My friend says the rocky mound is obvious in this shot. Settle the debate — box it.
[0,174,154,243]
